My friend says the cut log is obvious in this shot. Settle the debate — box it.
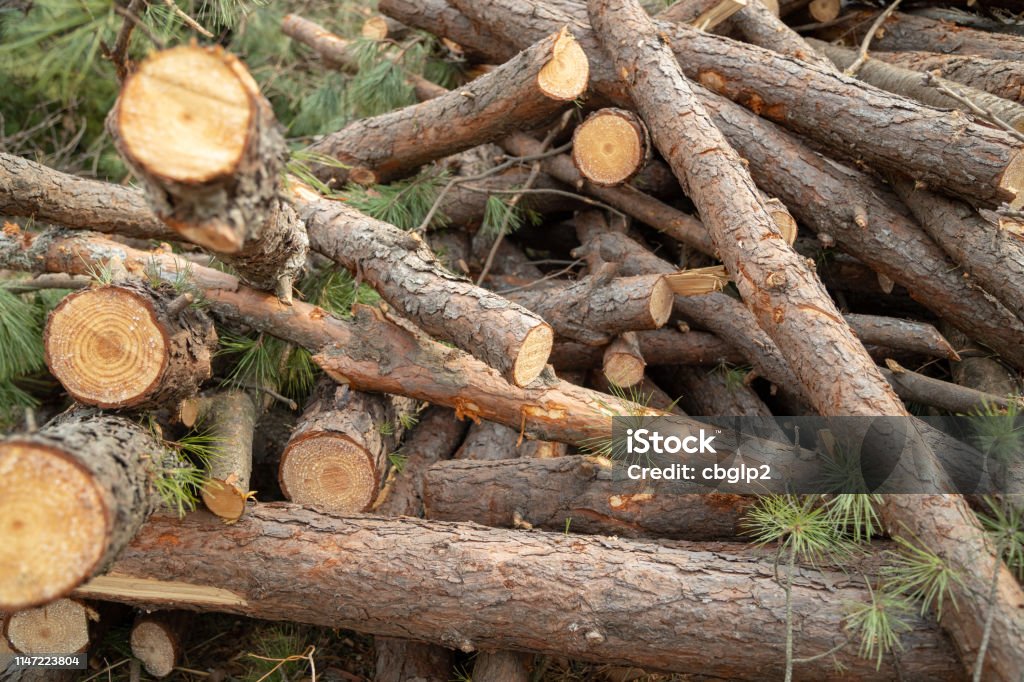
[280,379,415,513]
[375,640,452,682]
[602,332,645,388]
[294,190,554,387]
[377,0,519,63]
[72,506,964,680]
[306,28,588,186]
[130,611,187,678]
[807,0,839,22]
[550,329,744,371]
[729,0,834,70]
[591,0,900,416]
[361,15,408,41]
[504,274,673,346]
[839,11,1024,62]
[572,108,650,187]
[844,313,959,361]
[810,39,1024,131]
[423,456,754,540]
[473,651,530,682]
[0,410,165,610]
[881,359,1018,414]
[43,281,216,410]
[871,51,1024,104]
[195,390,259,522]
[110,45,309,299]
[3,599,90,654]
[655,365,773,417]
[943,324,1022,400]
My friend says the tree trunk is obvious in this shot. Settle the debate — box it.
[194,390,259,522]
[130,611,187,678]
[374,639,452,682]
[42,281,216,411]
[423,456,754,540]
[73,505,964,680]
[571,108,650,187]
[839,11,1024,62]
[306,28,588,186]
[0,410,165,611]
[281,378,415,514]
[3,600,90,654]
[109,45,309,300]
[870,51,1024,104]
[602,332,645,388]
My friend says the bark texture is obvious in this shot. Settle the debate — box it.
[729,0,834,70]
[454,420,564,462]
[881,360,1016,414]
[841,11,1024,62]
[871,51,1024,104]
[550,329,744,371]
[844,313,959,361]
[74,505,964,680]
[196,390,259,522]
[657,365,773,417]
[374,640,452,682]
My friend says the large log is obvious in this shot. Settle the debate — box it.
[839,11,1024,62]
[3,599,90,654]
[306,28,588,186]
[72,505,964,680]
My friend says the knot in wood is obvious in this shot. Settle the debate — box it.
[765,270,788,289]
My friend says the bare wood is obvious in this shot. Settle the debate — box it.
[693,0,747,31]
[196,390,258,522]
[871,51,1024,104]
[808,0,839,22]
[0,411,165,610]
[3,599,90,653]
[130,611,187,678]
[572,108,650,187]
[602,332,645,387]
[43,281,216,410]
[361,15,408,41]
[307,28,588,186]
[74,505,964,680]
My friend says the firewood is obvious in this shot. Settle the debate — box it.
[571,108,650,187]
[361,15,408,42]
[807,0,839,22]
[130,611,187,678]
[72,506,964,680]
[306,28,589,186]
[375,640,452,682]
[588,371,686,415]
[281,379,415,514]
[0,411,166,610]
[943,324,1022,400]
[870,51,1024,104]
[3,599,90,654]
[881,359,1019,414]
[550,329,744,371]
[844,314,959,361]
[42,281,216,411]
[660,0,747,30]
[455,420,565,461]
[473,651,530,682]
[192,390,259,522]
[728,0,835,70]
[655,365,773,417]
[602,332,645,388]
[424,456,754,539]
[839,10,1024,62]
[109,45,309,300]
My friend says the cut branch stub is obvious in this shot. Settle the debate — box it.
[43,281,216,410]
[130,612,186,678]
[602,332,645,387]
[572,108,650,186]
[0,411,164,611]
[3,599,90,654]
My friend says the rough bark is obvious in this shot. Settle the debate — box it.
[306,28,588,186]
[0,229,658,447]
[130,611,187,678]
[810,39,1024,131]
[294,189,553,387]
[377,0,519,63]
[72,505,964,680]
[43,281,216,410]
[504,274,673,346]
[423,456,754,540]
[0,410,164,610]
[660,0,747,30]
[454,420,564,462]
[551,329,744,371]
[473,651,530,682]
[602,332,645,388]
[375,640,452,682]
[656,365,773,417]
[109,45,308,299]
[195,390,259,522]
[281,378,415,514]
[844,313,959,361]
[571,108,650,186]
[3,600,90,654]
[881,360,1017,414]
[840,11,1024,62]
[729,0,834,70]
[871,51,1024,104]
[942,324,1022,400]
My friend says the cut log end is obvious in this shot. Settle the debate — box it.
[0,443,107,611]
[572,109,649,186]
[603,352,645,388]
[117,45,255,186]
[200,479,248,522]
[512,323,555,387]
[44,286,168,409]
[536,28,589,101]
[130,617,180,678]
[999,148,1024,208]
[3,599,90,654]
[649,277,674,328]
[279,433,378,513]
[808,0,840,22]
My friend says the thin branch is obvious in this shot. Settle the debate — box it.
[459,186,629,221]
[1,272,91,294]
[494,258,584,294]
[227,380,299,411]
[113,3,167,51]
[923,73,1024,144]
[162,0,214,38]
[108,0,147,82]
[844,0,904,77]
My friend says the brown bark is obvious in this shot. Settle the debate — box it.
[550,329,744,371]
[572,108,650,186]
[844,313,959,361]
[871,51,1024,104]
[43,281,216,410]
[439,168,575,231]
[3,599,90,654]
[588,371,686,415]
[375,639,453,682]
[943,324,1022,400]
[660,0,747,30]
[110,45,309,299]
[656,365,773,417]
[443,0,1024,207]
[377,0,519,63]
[306,28,588,186]
[602,332,645,388]
[0,410,164,610]
[0,228,659,447]
[729,0,834,70]
[810,39,1024,131]
[73,505,964,680]
[294,189,553,387]
[473,651,530,682]
[195,390,259,522]
[504,273,673,346]
[454,420,565,462]
[130,611,187,678]
[839,11,1024,62]
[423,456,754,540]
[281,378,415,514]
[881,359,1018,414]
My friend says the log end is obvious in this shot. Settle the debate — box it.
[200,479,248,522]
[279,433,379,513]
[603,352,645,388]
[118,45,255,186]
[44,286,169,409]
[808,0,840,22]
[0,443,108,611]
[537,27,589,101]
[512,323,555,387]
[130,617,180,678]
[3,599,90,654]
[999,148,1024,209]
[572,109,648,187]
[649,277,674,328]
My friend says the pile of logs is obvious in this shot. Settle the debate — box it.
[2,0,1024,679]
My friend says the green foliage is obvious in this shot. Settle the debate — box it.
[388,451,407,473]
[844,582,913,670]
[0,286,50,428]
[242,624,310,682]
[300,264,380,317]
[146,417,223,517]
[979,496,1024,580]
[347,39,416,117]
[219,330,289,391]
[881,535,962,619]
[743,495,854,565]
[397,410,419,430]
[719,363,751,391]
[341,169,449,230]
[578,383,664,463]
[823,494,883,544]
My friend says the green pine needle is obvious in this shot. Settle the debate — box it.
[823,494,883,544]
[979,496,1024,580]
[881,535,962,619]
[844,583,913,670]
[341,169,449,231]
[743,495,855,565]
[0,288,45,382]
[388,451,408,473]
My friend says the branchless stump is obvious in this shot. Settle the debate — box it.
[130,612,187,678]
[572,108,650,186]
[3,599,90,654]
[43,281,216,410]
[0,411,166,610]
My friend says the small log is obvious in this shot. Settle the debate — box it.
[845,313,959,361]
[473,651,530,682]
[43,281,216,411]
[505,274,672,346]
[375,640,452,682]
[660,0,747,30]
[551,329,744,371]
[602,332,645,388]
[130,611,187,678]
[839,10,1024,62]
[572,108,650,187]
[3,599,90,654]
[307,27,588,186]
[943,324,1022,400]
[882,359,1017,414]
[454,420,566,462]
[807,0,839,22]
[378,0,519,63]
[280,379,415,513]
[655,365,772,417]
[729,0,834,70]
[361,15,409,41]
[0,410,165,610]
[196,390,259,522]
[110,45,308,299]
[871,51,1024,104]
